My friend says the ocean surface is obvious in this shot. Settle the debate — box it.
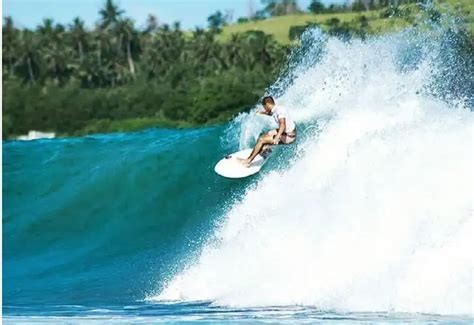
[3,23,473,324]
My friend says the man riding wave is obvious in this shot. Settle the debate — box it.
[238,96,297,167]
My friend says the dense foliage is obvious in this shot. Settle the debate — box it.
[2,0,287,138]
[3,0,471,138]
[307,0,425,14]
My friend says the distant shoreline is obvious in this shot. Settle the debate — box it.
[7,116,225,141]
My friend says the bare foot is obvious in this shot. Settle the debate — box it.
[237,157,251,167]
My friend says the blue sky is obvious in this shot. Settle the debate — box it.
[2,0,344,30]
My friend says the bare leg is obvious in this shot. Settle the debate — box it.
[247,136,273,162]
[238,132,275,167]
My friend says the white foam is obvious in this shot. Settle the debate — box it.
[152,27,473,315]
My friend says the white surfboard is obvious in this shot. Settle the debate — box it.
[214,148,271,178]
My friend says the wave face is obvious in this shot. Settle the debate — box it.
[154,26,473,315]
[3,127,255,306]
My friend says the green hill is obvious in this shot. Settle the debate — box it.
[219,11,404,44]
[219,1,473,45]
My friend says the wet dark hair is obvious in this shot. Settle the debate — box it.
[261,96,275,106]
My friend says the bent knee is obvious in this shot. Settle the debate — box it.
[258,134,272,142]
[259,130,276,138]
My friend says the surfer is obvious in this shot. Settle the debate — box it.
[238,96,297,167]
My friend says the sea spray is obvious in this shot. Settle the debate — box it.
[154,23,473,315]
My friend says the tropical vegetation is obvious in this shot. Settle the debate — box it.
[2,0,472,138]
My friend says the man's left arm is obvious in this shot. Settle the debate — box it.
[274,118,286,144]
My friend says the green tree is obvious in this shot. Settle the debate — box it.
[262,0,301,16]
[144,14,158,33]
[37,19,71,84]
[99,0,124,30]
[17,30,40,83]
[207,10,226,31]
[351,0,367,12]
[116,18,138,77]
[69,17,88,62]
[3,16,18,76]
[308,0,325,14]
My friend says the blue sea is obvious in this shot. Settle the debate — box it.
[3,26,473,323]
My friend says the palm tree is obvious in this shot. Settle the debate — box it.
[17,30,39,83]
[116,18,137,77]
[221,34,242,69]
[37,18,55,37]
[91,28,113,85]
[99,0,124,30]
[3,16,18,76]
[142,22,186,79]
[36,18,71,84]
[145,14,158,33]
[69,17,88,62]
